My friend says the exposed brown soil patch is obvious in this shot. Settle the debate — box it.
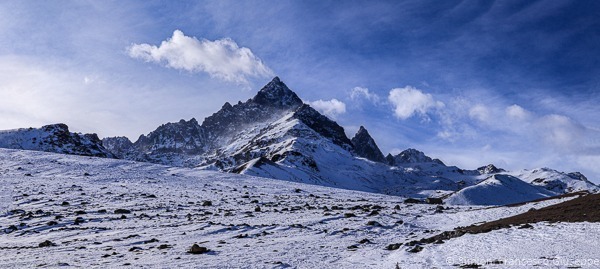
[410,193,600,246]
[468,192,600,232]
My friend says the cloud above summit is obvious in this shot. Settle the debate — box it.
[388,86,444,120]
[128,30,273,84]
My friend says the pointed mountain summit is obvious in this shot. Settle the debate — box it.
[252,77,303,109]
[104,76,352,167]
[477,164,505,174]
[201,77,304,139]
[351,126,385,163]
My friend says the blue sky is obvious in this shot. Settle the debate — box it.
[1,0,599,181]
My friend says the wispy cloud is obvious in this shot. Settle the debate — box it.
[349,87,380,104]
[128,30,273,84]
[309,99,346,119]
[505,104,530,121]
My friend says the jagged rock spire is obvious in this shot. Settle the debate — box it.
[351,126,386,163]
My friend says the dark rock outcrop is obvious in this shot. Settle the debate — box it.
[134,118,206,155]
[102,136,134,158]
[477,164,505,174]
[387,148,444,166]
[351,126,385,163]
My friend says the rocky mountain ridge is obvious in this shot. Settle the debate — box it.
[0,124,114,158]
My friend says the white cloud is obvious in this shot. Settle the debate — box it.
[128,30,273,84]
[309,99,346,119]
[349,87,380,103]
[505,104,530,120]
[388,86,444,120]
[468,104,490,123]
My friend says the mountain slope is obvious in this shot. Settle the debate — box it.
[231,112,458,195]
[510,168,599,193]
[0,124,114,158]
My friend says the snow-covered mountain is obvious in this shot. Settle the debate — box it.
[0,77,595,205]
[99,77,598,203]
[510,167,599,193]
[0,124,114,158]
[444,174,557,206]
[99,77,465,196]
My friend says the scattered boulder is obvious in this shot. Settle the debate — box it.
[366,220,381,227]
[407,245,423,253]
[74,217,84,225]
[188,244,210,254]
[386,243,402,250]
[358,238,371,244]
[158,244,171,249]
[404,198,421,204]
[368,210,379,216]
[39,240,56,247]
[425,197,443,205]
[114,209,131,214]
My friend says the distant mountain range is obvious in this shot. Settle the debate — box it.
[1,77,597,205]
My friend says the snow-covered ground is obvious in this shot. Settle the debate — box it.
[390,222,600,268]
[1,149,598,268]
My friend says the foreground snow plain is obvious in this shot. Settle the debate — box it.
[0,149,598,268]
